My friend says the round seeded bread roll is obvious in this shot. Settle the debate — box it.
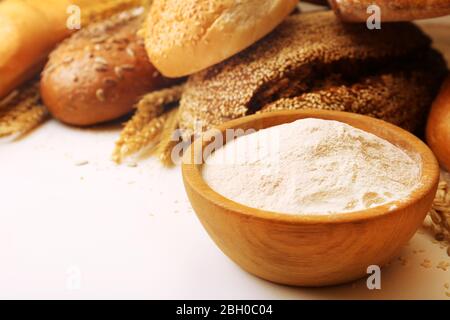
[426,76,450,171]
[144,0,299,77]
[41,8,177,126]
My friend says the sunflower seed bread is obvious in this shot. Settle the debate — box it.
[41,8,178,126]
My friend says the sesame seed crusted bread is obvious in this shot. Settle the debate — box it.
[178,11,448,135]
[261,50,447,133]
[144,0,299,77]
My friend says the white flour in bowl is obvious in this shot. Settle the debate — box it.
[202,118,421,215]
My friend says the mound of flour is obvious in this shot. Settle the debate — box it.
[202,118,421,214]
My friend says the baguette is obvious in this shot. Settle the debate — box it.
[145,0,298,77]
[0,0,145,100]
[426,76,450,171]
[0,0,72,99]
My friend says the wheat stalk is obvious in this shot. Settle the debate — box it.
[424,179,450,255]
[113,84,185,163]
[154,107,180,166]
[0,81,48,138]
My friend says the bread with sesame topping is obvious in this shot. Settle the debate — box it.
[177,11,448,135]
[41,8,179,126]
[144,0,299,77]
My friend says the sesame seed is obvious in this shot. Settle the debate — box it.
[96,89,106,102]
[120,64,135,71]
[94,57,108,65]
[126,47,135,57]
[63,57,73,64]
[115,66,124,79]
[92,35,107,44]
[75,160,89,166]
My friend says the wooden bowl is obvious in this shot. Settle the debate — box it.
[181,110,439,287]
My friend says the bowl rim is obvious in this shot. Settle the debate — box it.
[181,109,440,225]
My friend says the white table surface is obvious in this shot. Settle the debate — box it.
[1,120,449,300]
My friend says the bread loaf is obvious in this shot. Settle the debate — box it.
[41,8,179,126]
[426,76,450,171]
[144,0,299,77]
[177,11,447,137]
[0,0,71,99]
